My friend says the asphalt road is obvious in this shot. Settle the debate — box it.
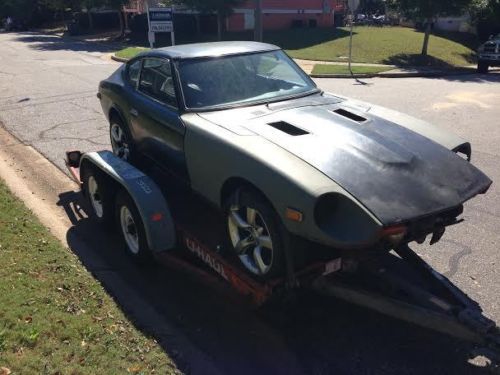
[1,31,500,374]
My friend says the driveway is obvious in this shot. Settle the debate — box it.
[1,31,500,374]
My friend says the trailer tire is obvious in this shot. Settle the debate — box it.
[82,166,114,227]
[115,191,150,261]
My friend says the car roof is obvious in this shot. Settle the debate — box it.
[147,41,281,60]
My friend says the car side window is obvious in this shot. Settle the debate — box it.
[139,58,177,108]
[127,59,142,87]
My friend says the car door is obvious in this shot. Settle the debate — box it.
[130,57,188,181]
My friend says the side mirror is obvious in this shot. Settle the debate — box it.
[489,34,494,40]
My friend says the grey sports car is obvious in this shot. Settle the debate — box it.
[98,41,491,279]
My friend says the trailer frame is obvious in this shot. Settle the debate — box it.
[66,150,500,370]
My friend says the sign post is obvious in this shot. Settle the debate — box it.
[146,5,175,48]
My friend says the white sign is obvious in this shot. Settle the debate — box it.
[149,7,173,33]
[146,6,175,47]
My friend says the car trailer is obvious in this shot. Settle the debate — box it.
[65,150,500,370]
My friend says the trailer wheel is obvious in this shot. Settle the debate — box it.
[115,191,150,261]
[224,188,286,280]
[82,166,113,226]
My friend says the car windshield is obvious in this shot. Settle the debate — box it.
[177,50,318,110]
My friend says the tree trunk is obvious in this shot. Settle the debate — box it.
[87,9,93,31]
[217,11,223,41]
[195,14,201,36]
[117,10,125,38]
[421,19,431,56]
[254,0,263,42]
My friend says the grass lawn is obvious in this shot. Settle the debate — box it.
[116,26,478,67]
[115,46,149,59]
[271,26,477,66]
[0,180,177,374]
[311,64,392,75]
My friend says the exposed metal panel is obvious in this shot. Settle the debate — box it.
[233,102,492,225]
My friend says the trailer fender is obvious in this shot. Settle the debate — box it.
[80,151,176,252]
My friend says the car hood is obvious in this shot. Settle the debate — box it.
[198,96,492,225]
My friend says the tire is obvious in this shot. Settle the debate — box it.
[224,187,287,280]
[82,166,114,227]
[477,61,489,74]
[115,191,150,261]
[109,116,136,163]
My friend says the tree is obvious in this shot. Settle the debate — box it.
[388,0,473,55]
[101,0,127,36]
[254,0,262,42]
[175,0,243,40]
[470,0,500,40]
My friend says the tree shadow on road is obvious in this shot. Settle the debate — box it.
[56,190,493,375]
[13,32,120,54]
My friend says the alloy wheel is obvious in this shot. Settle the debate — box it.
[110,123,130,161]
[228,204,274,275]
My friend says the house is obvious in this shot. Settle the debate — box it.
[226,1,346,31]
[124,0,346,32]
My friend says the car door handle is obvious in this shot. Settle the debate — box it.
[129,108,139,117]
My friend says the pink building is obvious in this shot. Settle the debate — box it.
[227,0,346,31]
[124,0,347,32]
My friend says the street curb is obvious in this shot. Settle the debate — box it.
[111,54,129,63]
[0,124,222,375]
[310,69,477,79]
[112,53,478,78]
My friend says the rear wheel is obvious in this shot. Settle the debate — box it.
[110,118,136,163]
[224,188,287,280]
[115,191,150,261]
[477,61,489,74]
[82,166,113,227]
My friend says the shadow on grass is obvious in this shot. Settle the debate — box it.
[382,53,455,68]
[432,29,481,51]
[56,187,493,375]
[125,27,352,50]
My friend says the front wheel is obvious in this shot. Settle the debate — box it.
[115,191,150,261]
[224,188,287,280]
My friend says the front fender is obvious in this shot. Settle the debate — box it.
[183,114,383,248]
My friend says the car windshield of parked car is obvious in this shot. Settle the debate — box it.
[177,50,318,110]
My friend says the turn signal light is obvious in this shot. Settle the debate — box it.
[286,208,303,222]
[381,225,407,245]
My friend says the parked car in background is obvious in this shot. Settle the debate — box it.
[477,34,500,73]
[97,42,491,280]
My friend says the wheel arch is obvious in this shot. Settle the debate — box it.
[220,176,278,215]
[108,105,126,125]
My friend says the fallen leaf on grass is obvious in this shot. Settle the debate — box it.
[127,365,142,373]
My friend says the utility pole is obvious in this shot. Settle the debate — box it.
[254,0,263,42]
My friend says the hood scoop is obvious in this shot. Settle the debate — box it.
[268,121,308,136]
[332,108,367,123]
